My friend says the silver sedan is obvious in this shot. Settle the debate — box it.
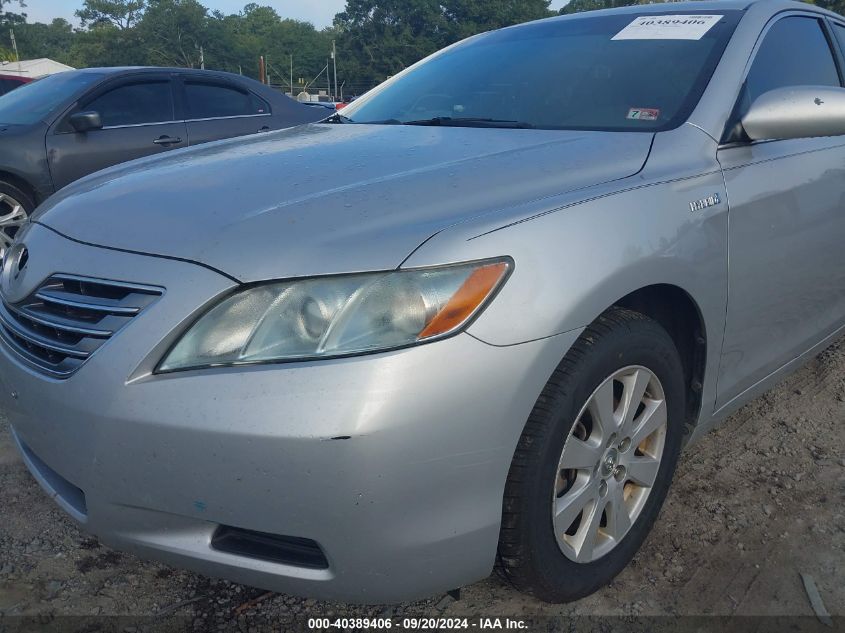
[1,0,843,604]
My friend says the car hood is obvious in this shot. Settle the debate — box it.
[36,123,652,282]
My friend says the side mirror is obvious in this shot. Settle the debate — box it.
[742,86,845,142]
[69,111,103,133]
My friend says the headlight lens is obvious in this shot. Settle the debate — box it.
[158,259,511,372]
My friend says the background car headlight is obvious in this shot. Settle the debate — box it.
[158,259,511,372]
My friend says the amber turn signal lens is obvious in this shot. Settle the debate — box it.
[418,262,509,339]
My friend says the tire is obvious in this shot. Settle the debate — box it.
[497,307,686,603]
[0,179,35,259]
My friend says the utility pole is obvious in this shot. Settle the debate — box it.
[199,45,205,70]
[331,40,338,101]
[10,29,19,70]
[259,56,266,84]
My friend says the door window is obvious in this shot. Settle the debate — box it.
[83,80,175,127]
[739,17,840,116]
[0,78,22,94]
[184,82,269,120]
[831,23,845,60]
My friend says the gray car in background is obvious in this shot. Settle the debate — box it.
[1,0,844,604]
[0,67,324,257]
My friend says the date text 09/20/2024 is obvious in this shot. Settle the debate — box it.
[307,618,529,630]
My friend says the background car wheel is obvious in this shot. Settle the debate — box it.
[0,181,34,261]
[497,307,686,603]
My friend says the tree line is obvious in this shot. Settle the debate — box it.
[0,0,839,97]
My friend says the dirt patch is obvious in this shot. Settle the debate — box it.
[75,551,125,574]
[0,342,843,628]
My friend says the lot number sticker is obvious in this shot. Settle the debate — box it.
[612,15,723,41]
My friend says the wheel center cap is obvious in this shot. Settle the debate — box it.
[601,448,619,477]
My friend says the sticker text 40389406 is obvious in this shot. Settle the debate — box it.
[612,15,724,41]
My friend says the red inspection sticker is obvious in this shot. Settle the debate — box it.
[627,108,661,121]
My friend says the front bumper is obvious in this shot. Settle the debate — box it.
[0,225,580,603]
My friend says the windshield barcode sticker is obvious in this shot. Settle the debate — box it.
[612,15,723,41]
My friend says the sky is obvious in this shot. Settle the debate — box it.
[20,0,570,28]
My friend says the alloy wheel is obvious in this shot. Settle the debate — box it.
[0,193,28,261]
[553,365,667,563]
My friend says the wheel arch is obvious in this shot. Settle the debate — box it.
[611,284,707,443]
[0,169,38,207]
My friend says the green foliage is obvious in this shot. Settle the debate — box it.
[204,4,333,84]
[334,0,552,92]
[137,0,208,67]
[0,10,25,27]
[76,0,146,29]
[1,0,27,59]
[9,18,75,64]
[559,0,657,15]
[445,0,554,39]
[334,0,449,87]
[806,0,845,17]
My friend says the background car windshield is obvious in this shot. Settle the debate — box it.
[343,12,740,132]
[0,72,104,126]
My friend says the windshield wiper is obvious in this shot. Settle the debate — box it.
[325,115,409,125]
[324,112,353,124]
[323,115,534,129]
[403,117,535,129]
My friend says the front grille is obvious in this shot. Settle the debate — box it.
[0,274,163,378]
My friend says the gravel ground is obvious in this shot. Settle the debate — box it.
[0,341,843,631]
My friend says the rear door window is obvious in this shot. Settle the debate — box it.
[184,82,269,120]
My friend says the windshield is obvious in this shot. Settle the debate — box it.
[0,72,105,126]
[341,11,740,132]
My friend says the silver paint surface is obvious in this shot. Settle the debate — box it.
[3,0,845,603]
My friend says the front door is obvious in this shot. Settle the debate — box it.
[716,15,845,407]
[47,75,187,190]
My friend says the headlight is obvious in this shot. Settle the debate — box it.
[158,259,511,372]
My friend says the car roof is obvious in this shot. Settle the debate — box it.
[583,0,753,13]
[75,66,236,77]
[543,0,840,21]
[73,66,251,81]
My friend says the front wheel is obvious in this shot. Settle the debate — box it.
[0,180,34,261]
[498,307,686,603]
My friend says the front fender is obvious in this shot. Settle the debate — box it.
[0,123,53,203]
[404,168,729,430]
[405,171,729,349]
